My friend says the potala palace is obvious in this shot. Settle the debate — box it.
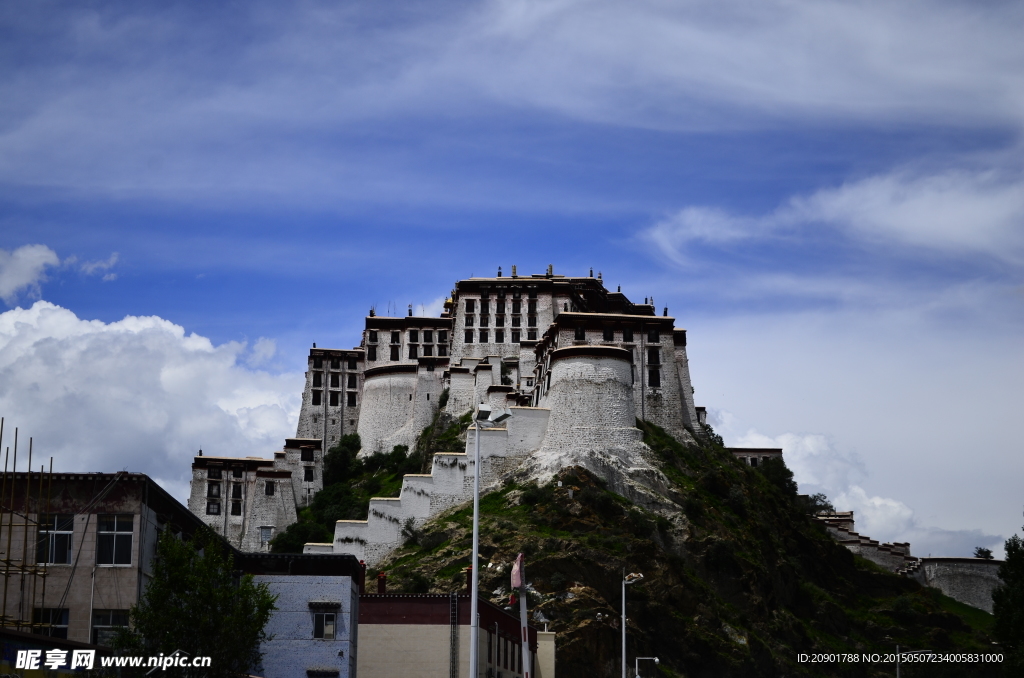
[189,267,706,563]
[185,266,1004,613]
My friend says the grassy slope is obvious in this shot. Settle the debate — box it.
[372,422,997,678]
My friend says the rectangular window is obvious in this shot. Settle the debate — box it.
[647,329,660,343]
[329,373,339,388]
[495,330,504,343]
[408,345,418,359]
[208,467,222,479]
[304,467,314,482]
[623,328,634,342]
[438,345,448,357]
[528,300,537,314]
[496,315,505,327]
[330,358,340,370]
[409,329,419,342]
[97,514,133,565]
[312,390,322,406]
[313,357,323,369]
[512,300,521,314]
[232,483,242,499]
[479,330,488,343]
[368,346,377,361]
[465,299,475,313]
[574,326,585,340]
[91,609,130,646]
[465,315,474,326]
[647,347,661,365]
[528,315,537,327]
[313,613,336,640]
[260,526,273,545]
[206,501,220,515]
[313,372,322,388]
[528,290,537,299]
[465,330,474,343]
[347,392,357,406]
[368,330,378,343]
[390,345,399,361]
[511,331,520,343]
[480,315,489,327]
[301,448,314,462]
[208,482,221,498]
[33,608,69,639]
[36,514,73,565]
[648,368,661,388]
[347,374,357,388]
[603,327,614,341]
[423,344,433,356]
[391,331,400,343]
[423,330,433,343]
[438,330,448,343]
[496,301,506,314]
[231,501,241,516]
[527,330,537,341]
[348,358,357,370]
[265,481,275,496]
[512,289,522,299]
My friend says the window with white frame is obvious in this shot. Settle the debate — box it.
[96,514,133,565]
[36,514,73,564]
[313,612,336,639]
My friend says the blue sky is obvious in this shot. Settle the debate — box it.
[1,0,1022,557]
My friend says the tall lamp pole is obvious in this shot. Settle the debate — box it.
[469,404,511,678]
[635,656,659,678]
[622,572,643,678]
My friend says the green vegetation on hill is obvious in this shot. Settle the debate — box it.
[371,421,998,678]
[270,406,474,553]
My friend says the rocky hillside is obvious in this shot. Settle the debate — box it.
[370,422,998,678]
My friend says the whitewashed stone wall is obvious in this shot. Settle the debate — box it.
[909,558,1004,613]
[357,369,418,456]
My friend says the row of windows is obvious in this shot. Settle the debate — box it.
[465,314,536,328]
[467,299,537,314]
[32,608,129,644]
[207,467,247,480]
[311,391,358,407]
[573,327,661,342]
[465,330,536,344]
[312,373,358,388]
[37,514,132,566]
[489,631,526,673]
[367,330,449,344]
[311,357,358,370]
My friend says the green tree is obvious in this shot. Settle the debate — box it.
[974,546,994,560]
[993,525,1024,674]
[114,528,277,677]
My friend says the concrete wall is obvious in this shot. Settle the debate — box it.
[253,575,359,678]
[910,558,1004,613]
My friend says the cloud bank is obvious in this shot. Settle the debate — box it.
[0,245,60,305]
[0,302,301,500]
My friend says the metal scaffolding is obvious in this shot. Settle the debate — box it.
[0,417,55,634]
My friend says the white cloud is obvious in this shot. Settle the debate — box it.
[2,1,1024,203]
[645,167,1024,267]
[0,244,60,306]
[0,302,302,502]
[80,251,119,277]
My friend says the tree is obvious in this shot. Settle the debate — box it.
[993,525,1024,674]
[974,546,994,560]
[114,528,277,678]
[760,457,798,498]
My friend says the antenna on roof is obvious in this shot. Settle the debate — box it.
[497,266,502,277]
[511,265,517,278]
[664,307,668,316]
[313,342,316,348]
[589,268,593,277]
[617,285,621,292]
[408,304,413,316]
[198,449,202,456]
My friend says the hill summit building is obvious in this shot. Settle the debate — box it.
[189,267,707,563]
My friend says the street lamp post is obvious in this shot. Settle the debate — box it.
[635,656,659,678]
[622,572,643,678]
[469,404,511,678]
